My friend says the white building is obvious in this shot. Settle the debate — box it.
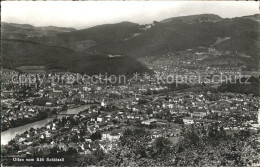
[183,117,195,124]
[102,132,121,141]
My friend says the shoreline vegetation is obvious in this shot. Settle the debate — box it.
[1,104,83,132]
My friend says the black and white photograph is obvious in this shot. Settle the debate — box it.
[1,1,260,166]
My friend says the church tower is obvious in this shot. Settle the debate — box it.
[258,108,260,125]
[101,99,106,107]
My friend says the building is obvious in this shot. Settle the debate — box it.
[102,132,121,141]
[183,117,195,124]
[191,109,208,118]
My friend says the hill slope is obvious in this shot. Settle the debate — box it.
[2,39,151,75]
[29,22,140,47]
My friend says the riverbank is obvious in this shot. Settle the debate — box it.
[1,105,67,132]
[1,105,91,145]
[1,113,47,132]
[1,103,90,132]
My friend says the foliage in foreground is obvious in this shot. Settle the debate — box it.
[3,123,259,166]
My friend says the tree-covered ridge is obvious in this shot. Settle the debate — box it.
[218,76,260,96]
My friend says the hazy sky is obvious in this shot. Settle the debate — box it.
[2,1,259,29]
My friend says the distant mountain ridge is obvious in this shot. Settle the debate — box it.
[2,22,76,40]
[2,13,259,73]
[160,14,222,24]
[243,14,260,22]
[25,14,258,58]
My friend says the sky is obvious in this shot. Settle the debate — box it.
[1,1,259,29]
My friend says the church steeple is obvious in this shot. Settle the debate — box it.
[101,99,106,107]
[258,108,260,125]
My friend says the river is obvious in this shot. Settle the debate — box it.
[1,90,190,145]
[1,105,91,145]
